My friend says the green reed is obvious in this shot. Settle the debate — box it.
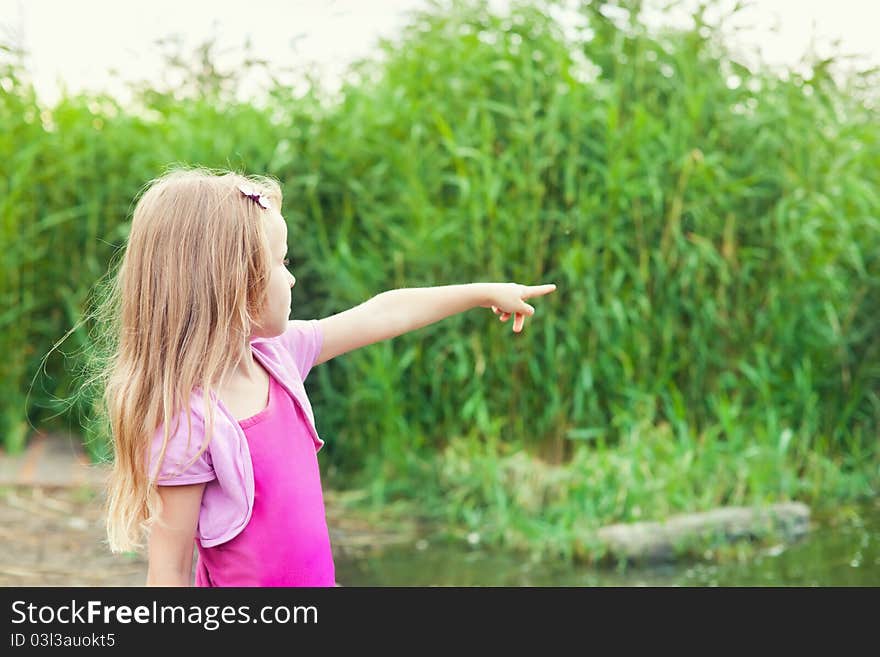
[4,0,878,559]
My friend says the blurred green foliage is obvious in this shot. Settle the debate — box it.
[3,0,878,557]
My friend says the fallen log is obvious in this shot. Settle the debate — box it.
[591,502,810,563]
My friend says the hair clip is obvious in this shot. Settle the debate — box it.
[238,184,272,210]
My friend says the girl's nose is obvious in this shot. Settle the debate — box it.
[290,274,296,287]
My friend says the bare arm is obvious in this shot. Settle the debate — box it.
[314,282,556,366]
[146,483,206,586]
[314,283,492,366]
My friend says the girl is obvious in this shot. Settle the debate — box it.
[102,167,556,586]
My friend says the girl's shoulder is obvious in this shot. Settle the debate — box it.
[253,319,323,382]
[149,389,229,469]
[149,399,216,484]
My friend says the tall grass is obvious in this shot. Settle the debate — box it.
[5,0,879,557]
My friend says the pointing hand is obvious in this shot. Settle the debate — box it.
[486,282,557,333]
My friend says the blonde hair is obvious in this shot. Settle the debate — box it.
[73,166,283,553]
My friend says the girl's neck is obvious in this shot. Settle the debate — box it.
[224,350,264,388]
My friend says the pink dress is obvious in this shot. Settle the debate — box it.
[194,371,336,586]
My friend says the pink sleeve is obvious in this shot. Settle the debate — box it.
[148,410,216,486]
[279,319,324,381]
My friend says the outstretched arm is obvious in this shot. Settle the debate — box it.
[313,282,556,366]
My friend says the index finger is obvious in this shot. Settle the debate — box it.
[522,283,557,299]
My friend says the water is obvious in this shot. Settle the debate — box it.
[335,499,880,586]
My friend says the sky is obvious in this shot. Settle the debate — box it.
[2,0,879,106]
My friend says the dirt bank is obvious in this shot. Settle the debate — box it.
[1,485,419,586]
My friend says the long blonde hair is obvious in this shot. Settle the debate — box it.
[80,167,283,553]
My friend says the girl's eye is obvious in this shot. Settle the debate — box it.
[283,258,290,267]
